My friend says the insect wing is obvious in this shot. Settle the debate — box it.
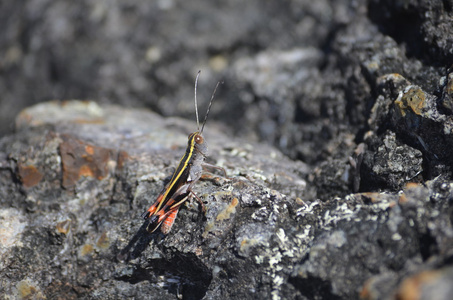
[144,180,189,233]
[142,169,187,221]
[141,193,164,219]
[146,195,185,233]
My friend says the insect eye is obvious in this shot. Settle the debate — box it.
[195,135,204,144]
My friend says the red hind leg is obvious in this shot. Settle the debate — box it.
[160,208,180,235]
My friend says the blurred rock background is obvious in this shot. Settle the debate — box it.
[1,0,453,299]
[1,1,452,165]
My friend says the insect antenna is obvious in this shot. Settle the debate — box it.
[201,80,223,134]
[194,70,201,132]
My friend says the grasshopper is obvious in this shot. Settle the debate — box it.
[142,72,226,234]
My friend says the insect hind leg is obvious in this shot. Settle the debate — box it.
[202,162,230,179]
[160,208,180,235]
[190,190,206,213]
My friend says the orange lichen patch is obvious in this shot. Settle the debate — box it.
[394,86,426,117]
[96,231,110,249]
[398,193,408,204]
[17,164,43,188]
[396,270,442,300]
[216,198,239,221]
[78,165,95,178]
[359,277,374,300]
[80,244,94,256]
[16,280,45,300]
[405,182,421,189]
[56,220,71,235]
[59,135,114,189]
[117,150,129,170]
[84,145,95,155]
[399,183,424,204]
[195,247,203,256]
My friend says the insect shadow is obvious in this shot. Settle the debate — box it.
[115,218,211,300]
[116,220,165,262]
[116,191,206,262]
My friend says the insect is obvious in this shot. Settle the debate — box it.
[141,71,226,234]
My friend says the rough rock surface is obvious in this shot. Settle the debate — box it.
[1,101,310,299]
[1,0,453,300]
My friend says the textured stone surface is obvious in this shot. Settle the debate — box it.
[1,101,310,299]
[1,0,453,299]
[1,98,453,299]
